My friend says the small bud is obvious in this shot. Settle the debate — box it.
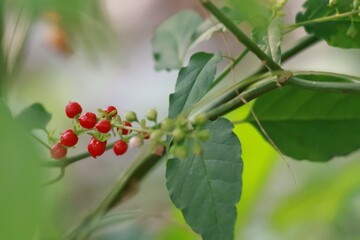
[129,136,143,148]
[192,142,203,155]
[347,22,358,38]
[150,129,163,141]
[161,118,175,132]
[198,129,210,141]
[176,117,188,128]
[328,0,338,7]
[154,144,165,156]
[172,128,186,142]
[171,145,187,160]
[146,108,157,122]
[194,113,208,126]
[125,111,138,122]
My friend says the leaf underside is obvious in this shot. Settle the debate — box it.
[166,118,243,240]
[248,82,360,162]
[16,103,52,130]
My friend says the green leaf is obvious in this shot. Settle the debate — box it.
[253,16,282,64]
[296,0,360,48]
[152,11,224,71]
[166,118,243,240]
[152,10,202,71]
[0,99,43,239]
[247,81,360,161]
[16,103,51,130]
[168,52,222,118]
[226,0,271,28]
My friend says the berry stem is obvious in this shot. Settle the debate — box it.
[43,142,116,168]
[30,133,51,150]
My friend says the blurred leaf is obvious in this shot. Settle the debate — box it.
[8,0,113,57]
[296,0,360,48]
[168,52,222,118]
[152,10,202,71]
[166,118,243,240]
[152,11,224,71]
[189,16,226,51]
[0,99,43,239]
[247,84,360,161]
[252,16,282,64]
[226,107,277,236]
[226,0,271,28]
[16,103,51,130]
[272,160,360,238]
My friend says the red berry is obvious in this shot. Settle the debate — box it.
[79,112,97,129]
[96,119,112,133]
[87,138,107,158]
[122,121,132,135]
[104,106,117,118]
[50,142,67,159]
[60,129,78,147]
[65,101,82,118]
[113,140,128,156]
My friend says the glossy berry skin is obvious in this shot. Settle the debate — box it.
[50,142,67,159]
[87,138,107,158]
[65,101,82,118]
[104,106,117,118]
[60,129,78,147]
[113,140,128,156]
[122,121,132,135]
[79,112,97,129]
[96,120,112,133]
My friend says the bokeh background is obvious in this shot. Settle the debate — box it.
[2,0,360,239]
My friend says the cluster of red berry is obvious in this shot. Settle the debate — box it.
[50,101,159,160]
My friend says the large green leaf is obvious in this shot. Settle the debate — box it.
[168,52,222,118]
[0,99,43,239]
[297,0,360,48]
[152,11,224,71]
[253,16,282,64]
[16,103,51,130]
[166,118,243,240]
[247,78,360,161]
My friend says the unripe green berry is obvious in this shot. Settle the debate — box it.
[172,128,186,142]
[194,113,208,126]
[150,129,163,141]
[161,118,175,131]
[172,145,188,160]
[192,142,203,156]
[146,108,157,122]
[125,111,138,122]
[176,117,188,128]
[198,129,210,141]
[329,0,338,7]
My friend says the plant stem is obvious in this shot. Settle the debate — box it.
[201,0,282,72]
[211,35,319,111]
[43,142,116,168]
[283,9,360,33]
[211,49,249,88]
[206,77,280,119]
[65,146,164,240]
[286,77,360,93]
[256,35,319,74]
